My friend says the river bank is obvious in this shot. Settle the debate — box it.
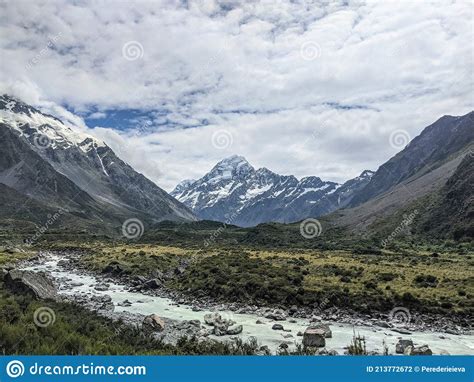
[16,251,474,355]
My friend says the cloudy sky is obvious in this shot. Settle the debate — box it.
[1,0,473,191]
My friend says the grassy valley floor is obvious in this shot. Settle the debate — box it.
[40,241,473,321]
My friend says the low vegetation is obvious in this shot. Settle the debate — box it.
[40,241,474,318]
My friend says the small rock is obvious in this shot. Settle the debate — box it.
[265,309,287,321]
[204,313,222,326]
[227,325,243,335]
[392,328,412,335]
[94,283,109,291]
[272,324,284,331]
[395,339,413,354]
[213,321,229,336]
[375,320,391,328]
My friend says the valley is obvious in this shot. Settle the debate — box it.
[0,96,472,356]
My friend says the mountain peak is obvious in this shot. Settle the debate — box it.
[172,156,374,226]
[207,155,254,181]
[0,94,105,153]
[216,154,250,167]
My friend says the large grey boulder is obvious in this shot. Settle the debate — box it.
[5,269,57,300]
[404,345,432,355]
[204,313,222,326]
[396,339,414,354]
[308,323,332,338]
[303,327,326,347]
[142,314,166,333]
[213,321,229,336]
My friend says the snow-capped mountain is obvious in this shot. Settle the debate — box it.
[0,94,196,229]
[171,155,373,226]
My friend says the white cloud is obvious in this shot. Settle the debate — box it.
[0,0,472,191]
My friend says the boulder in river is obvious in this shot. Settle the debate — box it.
[308,323,332,338]
[395,339,413,354]
[142,314,166,333]
[5,269,57,300]
[94,283,109,291]
[265,309,287,321]
[204,312,222,326]
[213,321,229,336]
[226,325,243,335]
[303,327,326,347]
[272,324,284,331]
[405,345,432,355]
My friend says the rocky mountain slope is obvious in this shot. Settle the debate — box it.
[171,155,373,226]
[0,95,196,233]
[349,111,474,207]
[329,111,473,241]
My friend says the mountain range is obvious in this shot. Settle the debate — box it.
[0,94,472,242]
[0,94,195,234]
[171,111,473,235]
[171,155,374,227]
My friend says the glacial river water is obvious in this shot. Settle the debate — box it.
[24,254,474,355]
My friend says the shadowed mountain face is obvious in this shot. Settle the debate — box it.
[329,111,473,241]
[0,95,196,232]
[171,155,373,227]
[349,111,474,208]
